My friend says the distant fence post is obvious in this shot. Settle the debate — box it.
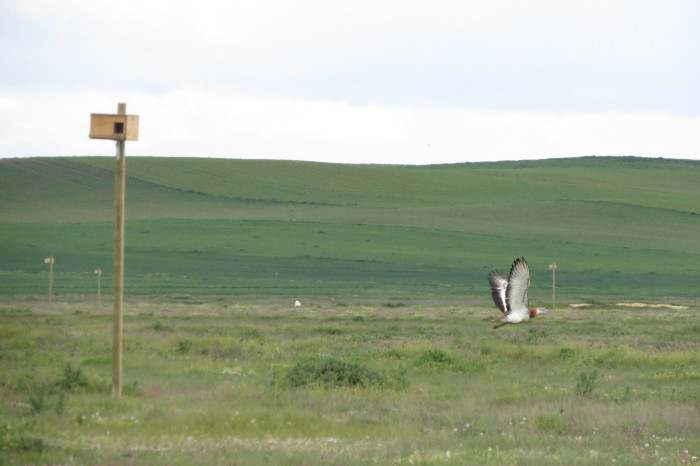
[44,256,54,310]
[549,263,557,311]
[95,268,102,307]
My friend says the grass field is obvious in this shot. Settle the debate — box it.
[1,156,699,301]
[1,156,699,463]
[1,297,698,464]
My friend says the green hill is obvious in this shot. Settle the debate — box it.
[1,156,699,300]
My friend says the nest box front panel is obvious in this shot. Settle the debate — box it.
[90,114,139,141]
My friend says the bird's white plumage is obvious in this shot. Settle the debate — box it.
[504,258,530,323]
[488,257,542,327]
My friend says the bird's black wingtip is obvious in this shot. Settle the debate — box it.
[509,257,529,271]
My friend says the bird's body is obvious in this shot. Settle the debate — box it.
[488,257,547,329]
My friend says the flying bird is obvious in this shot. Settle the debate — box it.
[488,257,547,329]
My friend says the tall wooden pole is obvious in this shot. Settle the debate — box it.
[112,103,126,400]
[90,101,137,401]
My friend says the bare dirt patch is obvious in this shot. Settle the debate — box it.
[616,302,688,309]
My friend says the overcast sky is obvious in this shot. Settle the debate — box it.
[1,0,699,164]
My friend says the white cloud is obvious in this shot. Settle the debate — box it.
[1,88,697,164]
[1,1,699,163]
[9,0,691,83]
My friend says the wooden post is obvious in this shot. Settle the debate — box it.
[112,103,127,400]
[44,256,54,310]
[549,263,557,311]
[90,101,137,400]
[95,268,102,307]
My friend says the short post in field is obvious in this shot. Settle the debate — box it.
[44,256,54,310]
[90,102,139,400]
[95,268,102,307]
[549,263,557,311]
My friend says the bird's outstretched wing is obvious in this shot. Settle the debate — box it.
[506,257,530,319]
[488,270,508,315]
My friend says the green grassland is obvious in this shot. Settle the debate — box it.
[1,156,699,301]
[1,156,699,463]
[0,298,698,464]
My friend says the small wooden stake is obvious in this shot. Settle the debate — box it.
[95,268,102,307]
[44,256,54,310]
[549,263,557,311]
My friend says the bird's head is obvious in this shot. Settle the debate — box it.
[530,307,548,318]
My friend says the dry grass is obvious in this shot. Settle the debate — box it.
[1,296,698,464]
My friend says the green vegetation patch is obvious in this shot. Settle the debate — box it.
[0,299,698,464]
[281,357,398,389]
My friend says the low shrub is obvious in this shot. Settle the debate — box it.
[535,412,569,434]
[175,339,193,355]
[576,369,599,396]
[281,357,406,389]
[57,363,88,391]
[416,349,486,374]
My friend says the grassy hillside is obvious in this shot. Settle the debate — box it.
[1,156,699,300]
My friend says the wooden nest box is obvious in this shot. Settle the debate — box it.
[90,113,139,141]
